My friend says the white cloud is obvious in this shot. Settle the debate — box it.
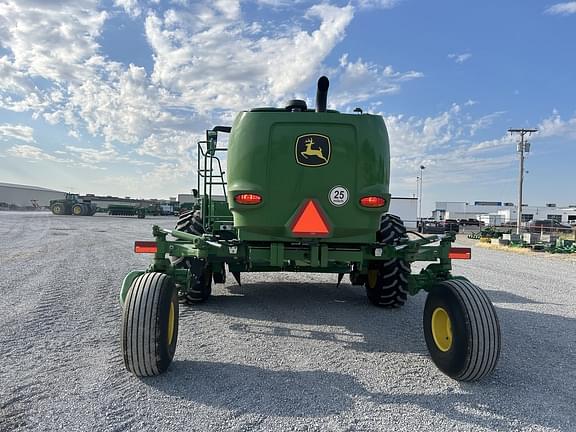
[114,0,142,17]
[378,105,521,193]
[65,143,119,163]
[138,130,199,161]
[7,144,57,161]
[330,55,423,106]
[145,3,355,111]
[354,0,400,10]
[252,0,304,7]
[0,123,35,143]
[469,111,506,136]
[545,2,576,15]
[538,111,576,139]
[448,53,472,64]
[0,0,107,83]
[0,0,431,197]
[64,63,176,144]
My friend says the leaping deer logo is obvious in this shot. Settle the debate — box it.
[300,137,327,162]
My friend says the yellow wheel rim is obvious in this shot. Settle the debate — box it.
[431,307,453,352]
[367,269,378,288]
[54,206,61,214]
[167,302,175,346]
[73,206,81,215]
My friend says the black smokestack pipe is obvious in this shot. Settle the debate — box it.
[316,76,329,112]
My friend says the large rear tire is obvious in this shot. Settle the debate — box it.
[172,210,212,303]
[365,214,411,308]
[122,272,179,377]
[423,279,501,381]
[72,204,84,216]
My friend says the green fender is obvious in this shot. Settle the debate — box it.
[120,270,145,306]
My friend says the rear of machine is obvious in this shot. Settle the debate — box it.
[227,107,391,244]
[119,76,502,383]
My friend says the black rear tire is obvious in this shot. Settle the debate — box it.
[172,210,212,303]
[72,204,84,216]
[365,214,411,308]
[122,273,179,377]
[423,279,501,381]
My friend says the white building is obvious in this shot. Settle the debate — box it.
[389,197,418,228]
[0,182,66,208]
[433,201,576,225]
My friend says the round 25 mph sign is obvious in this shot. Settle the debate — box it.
[329,186,349,207]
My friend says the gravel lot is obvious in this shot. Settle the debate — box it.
[1,211,575,432]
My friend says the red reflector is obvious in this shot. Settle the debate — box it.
[134,241,157,254]
[292,200,330,236]
[234,193,262,205]
[449,247,471,260]
[360,196,386,208]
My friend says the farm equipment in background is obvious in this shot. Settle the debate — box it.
[108,205,146,218]
[120,76,501,381]
[50,193,97,216]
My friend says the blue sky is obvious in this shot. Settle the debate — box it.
[0,0,575,214]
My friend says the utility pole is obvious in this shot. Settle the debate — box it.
[508,128,537,235]
[419,165,426,224]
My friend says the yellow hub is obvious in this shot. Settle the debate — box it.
[431,307,453,352]
[167,302,175,345]
[367,269,378,289]
[73,206,82,215]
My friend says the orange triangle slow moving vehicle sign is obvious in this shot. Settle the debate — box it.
[291,200,330,236]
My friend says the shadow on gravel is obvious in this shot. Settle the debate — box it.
[167,282,575,430]
[180,282,427,354]
[147,354,572,430]
[150,360,358,416]
[483,289,551,305]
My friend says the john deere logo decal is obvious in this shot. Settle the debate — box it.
[295,134,331,167]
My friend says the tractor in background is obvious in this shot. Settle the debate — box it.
[50,193,97,216]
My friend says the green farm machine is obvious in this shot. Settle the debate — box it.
[50,193,97,216]
[120,77,501,381]
[108,205,146,218]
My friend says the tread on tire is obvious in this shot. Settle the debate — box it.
[122,272,179,377]
[423,278,501,381]
[365,214,411,308]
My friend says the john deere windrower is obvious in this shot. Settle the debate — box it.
[120,77,501,381]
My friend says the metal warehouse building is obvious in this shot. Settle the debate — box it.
[433,201,576,225]
[0,182,66,208]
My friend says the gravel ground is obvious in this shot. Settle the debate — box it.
[1,211,575,432]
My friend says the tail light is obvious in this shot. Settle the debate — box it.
[134,241,157,253]
[448,247,471,260]
[234,193,262,205]
[359,196,386,208]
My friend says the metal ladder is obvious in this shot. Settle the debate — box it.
[197,127,232,231]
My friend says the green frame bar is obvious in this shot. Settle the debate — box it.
[124,225,459,299]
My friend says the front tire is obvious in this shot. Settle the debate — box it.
[122,273,179,377]
[423,279,501,381]
[51,203,64,215]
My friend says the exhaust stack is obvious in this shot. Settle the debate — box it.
[315,76,329,113]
